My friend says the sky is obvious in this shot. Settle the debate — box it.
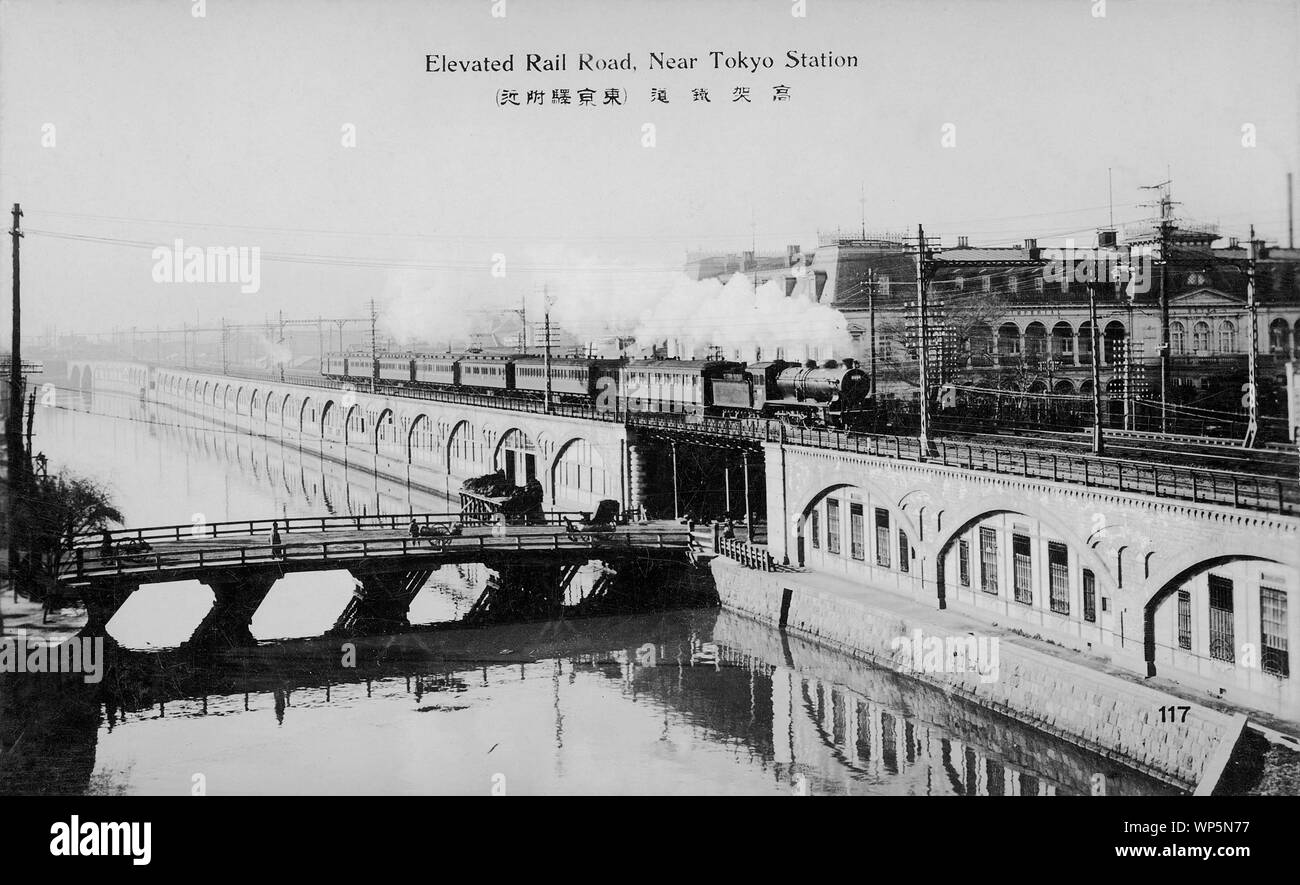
[1,0,1297,349]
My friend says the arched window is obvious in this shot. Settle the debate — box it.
[1192,321,1211,353]
[1170,321,1185,355]
[1269,318,1292,355]
[1216,320,1236,353]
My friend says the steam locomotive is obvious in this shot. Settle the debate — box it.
[321,351,873,427]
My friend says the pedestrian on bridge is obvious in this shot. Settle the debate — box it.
[270,522,284,559]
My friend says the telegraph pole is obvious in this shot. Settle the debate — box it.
[8,204,23,469]
[543,284,553,414]
[915,225,933,457]
[1245,224,1260,447]
[1140,181,1179,433]
[220,318,229,374]
[866,270,877,402]
[368,298,378,392]
[1087,279,1105,455]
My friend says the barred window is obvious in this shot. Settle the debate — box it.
[1208,575,1235,663]
[1012,534,1032,605]
[1048,541,1069,614]
[898,530,909,573]
[810,509,820,550]
[1177,590,1192,650]
[875,508,891,568]
[1083,569,1096,622]
[979,527,998,595]
[1261,586,1289,678]
[850,503,865,561]
[827,499,841,555]
[958,539,970,587]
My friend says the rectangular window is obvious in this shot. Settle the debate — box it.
[958,539,970,587]
[1177,590,1192,650]
[1208,575,1235,663]
[1261,586,1289,678]
[1012,534,1032,605]
[827,499,841,555]
[1083,569,1096,622]
[979,527,998,595]
[1048,542,1069,614]
[849,503,865,560]
[875,508,891,568]
[810,509,820,550]
[898,530,909,573]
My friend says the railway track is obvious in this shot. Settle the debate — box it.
[944,426,1297,477]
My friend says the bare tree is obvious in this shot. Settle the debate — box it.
[15,470,122,597]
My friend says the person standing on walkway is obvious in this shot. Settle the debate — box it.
[270,522,284,559]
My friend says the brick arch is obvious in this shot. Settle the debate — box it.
[374,407,397,453]
[407,413,435,465]
[548,436,614,508]
[931,499,1116,609]
[320,399,340,440]
[343,402,364,446]
[793,480,922,572]
[299,396,317,435]
[1141,550,1292,678]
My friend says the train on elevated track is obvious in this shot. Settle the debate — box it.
[322,351,874,427]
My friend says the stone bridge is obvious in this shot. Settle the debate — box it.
[66,360,642,515]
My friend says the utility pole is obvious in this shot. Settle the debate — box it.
[866,270,877,404]
[915,224,933,457]
[1141,180,1178,433]
[220,318,229,374]
[543,284,553,414]
[368,298,378,392]
[182,322,189,368]
[1087,279,1105,455]
[1245,225,1260,447]
[8,204,23,471]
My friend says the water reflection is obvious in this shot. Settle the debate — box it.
[3,383,1181,795]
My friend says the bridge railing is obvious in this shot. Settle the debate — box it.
[629,413,1299,515]
[60,528,694,581]
[716,536,776,571]
[70,510,595,547]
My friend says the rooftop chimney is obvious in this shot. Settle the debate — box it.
[1097,230,1117,248]
[742,250,755,272]
[1023,238,1037,250]
[957,236,969,248]
[1228,236,1239,249]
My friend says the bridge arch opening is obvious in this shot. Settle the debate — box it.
[299,396,318,435]
[495,428,538,486]
[321,400,344,443]
[407,414,436,466]
[795,483,919,591]
[935,508,1111,633]
[551,437,612,511]
[344,403,365,447]
[446,420,485,480]
[375,408,400,456]
[1143,555,1296,699]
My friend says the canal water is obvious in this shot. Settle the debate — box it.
[2,382,1179,795]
